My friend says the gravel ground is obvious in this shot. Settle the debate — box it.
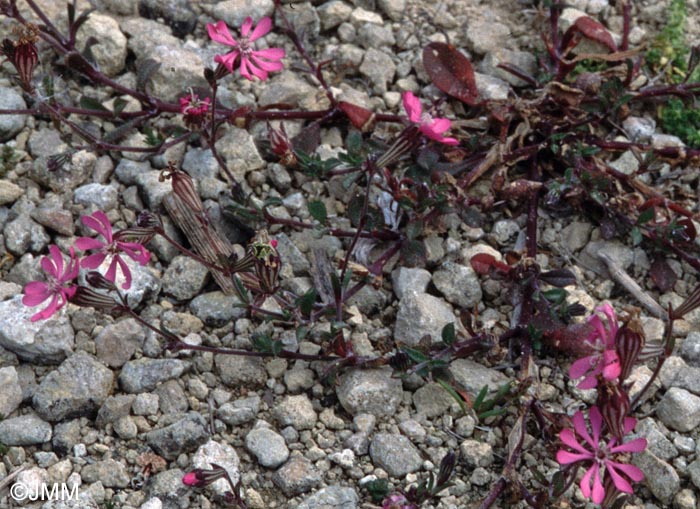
[1,0,700,508]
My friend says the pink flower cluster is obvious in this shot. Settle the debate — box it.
[207,17,285,81]
[558,303,647,505]
[22,211,151,321]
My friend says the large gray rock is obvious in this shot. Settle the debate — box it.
[4,213,50,255]
[0,366,23,417]
[145,412,209,460]
[144,469,191,509]
[432,261,482,309]
[633,449,680,505]
[298,486,359,509]
[413,382,455,418]
[75,13,128,76]
[73,183,119,211]
[359,48,395,93]
[394,292,457,346]
[0,180,24,206]
[274,394,317,430]
[32,352,114,421]
[95,318,145,368]
[189,291,247,327]
[391,267,431,300]
[0,414,52,445]
[119,358,190,393]
[272,456,321,496]
[162,255,210,301]
[369,433,422,477]
[466,18,511,54]
[656,388,700,432]
[215,127,265,177]
[0,87,26,141]
[450,359,511,395]
[81,459,130,488]
[216,354,267,388]
[245,426,290,468]
[206,0,274,27]
[337,367,402,417]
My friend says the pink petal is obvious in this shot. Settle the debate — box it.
[606,465,634,494]
[239,57,254,80]
[556,450,591,464]
[104,256,119,283]
[577,374,599,390]
[248,17,272,42]
[610,437,647,454]
[599,303,619,342]
[572,411,596,448]
[48,245,64,275]
[579,464,596,499]
[40,254,59,279]
[607,461,644,483]
[240,17,254,37]
[82,211,113,242]
[23,282,51,306]
[75,237,105,251]
[207,21,237,47]
[602,350,621,380]
[419,125,459,145]
[569,355,595,379]
[215,51,239,73]
[248,61,269,81]
[117,241,151,265]
[81,252,106,269]
[622,416,637,435]
[587,315,607,346]
[591,468,605,504]
[250,53,285,71]
[182,472,199,486]
[559,429,592,455]
[115,255,132,290]
[402,92,422,123]
[30,294,59,322]
[589,406,603,444]
[427,117,451,134]
[253,47,285,60]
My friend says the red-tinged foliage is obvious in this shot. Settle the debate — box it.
[422,42,478,106]
[649,257,677,293]
[563,16,617,53]
[470,253,512,275]
[339,101,376,132]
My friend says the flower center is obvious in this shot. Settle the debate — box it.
[419,111,433,126]
[239,36,252,55]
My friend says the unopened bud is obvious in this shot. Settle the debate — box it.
[615,319,644,382]
[182,465,227,488]
[597,382,630,440]
[267,122,297,167]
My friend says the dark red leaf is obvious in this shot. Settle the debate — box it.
[422,42,478,105]
[649,257,677,293]
[565,16,617,53]
[338,101,375,132]
[470,253,511,275]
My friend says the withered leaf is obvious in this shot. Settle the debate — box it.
[422,42,478,105]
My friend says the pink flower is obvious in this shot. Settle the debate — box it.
[382,494,418,509]
[182,471,203,487]
[179,93,211,117]
[22,245,79,321]
[75,211,151,290]
[569,303,621,389]
[556,407,646,504]
[207,17,285,81]
[402,91,458,145]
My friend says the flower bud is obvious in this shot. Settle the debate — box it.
[182,465,227,488]
[339,101,376,132]
[1,24,39,93]
[596,381,630,440]
[85,271,118,292]
[615,319,644,382]
[71,286,120,311]
[267,122,297,167]
[250,233,281,295]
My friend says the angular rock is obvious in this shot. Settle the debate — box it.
[298,486,359,509]
[466,18,511,54]
[144,469,191,509]
[189,291,247,327]
[217,395,261,426]
[413,382,454,418]
[633,449,680,504]
[318,0,352,30]
[359,48,395,93]
[481,49,537,87]
[394,292,457,346]
[216,354,267,388]
[272,456,321,496]
[95,318,145,368]
[207,0,274,27]
[0,365,23,417]
[0,414,52,445]
[274,394,317,430]
[369,433,422,477]
[391,267,431,300]
[4,214,50,255]
[119,358,190,393]
[337,367,402,417]
[96,394,136,427]
[145,412,209,460]
[432,261,482,309]
[0,87,26,141]
[73,183,119,211]
[32,351,114,421]
[75,13,128,76]
[245,426,290,468]
[450,358,511,395]
[161,255,210,301]
[215,127,265,177]
[460,439,494,467]
[0,180,23,205]
[681,331,700,367]
[656,388,700,432]
[81,459,130,488]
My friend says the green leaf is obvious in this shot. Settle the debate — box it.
[637,207,655,224]
[631,226,643,246]
[308,200,328,224]
[263,196,284,207]
[472,385,489,411]
[477,407,508,419]
[542,288,567,305]
[297,288,317,317]
[79,96,109,112]
[402,347,429,364]
[436,378,467,413]
[346,129,362,154]
[405,219,423,241]
[112,97,129,117]
[441,322,456,345]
